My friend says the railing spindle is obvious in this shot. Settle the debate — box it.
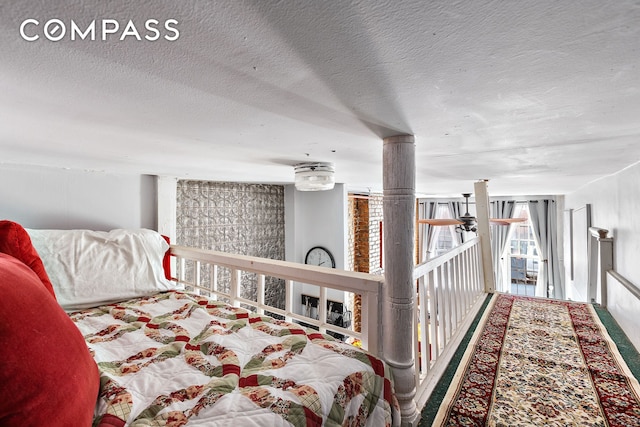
[428,268,438,361]
[284,279,293,323]
[257,274,265,315]
[230,268,240,306]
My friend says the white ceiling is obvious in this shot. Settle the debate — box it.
[1,0,640,196]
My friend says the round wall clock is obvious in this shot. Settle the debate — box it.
[304,246,335,268]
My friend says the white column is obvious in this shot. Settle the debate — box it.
[157,176,177,240]
[473,180,495,293]
[382,135,419,425]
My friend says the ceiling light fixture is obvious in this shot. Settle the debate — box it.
[294,162,335,191]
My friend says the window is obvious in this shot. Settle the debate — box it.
[428,204,458,258]
[506,203,540,296]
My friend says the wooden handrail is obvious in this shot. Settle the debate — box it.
[168,245,383,355]
[170,245,383,293]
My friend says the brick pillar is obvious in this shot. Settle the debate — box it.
[352,197,369,333]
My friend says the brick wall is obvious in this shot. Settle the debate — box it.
[353,198,370,273]
[348,194,384,332]
[368,194,384,276]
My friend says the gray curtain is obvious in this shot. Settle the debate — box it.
[490,201,516,293]
[528,199,563,299]
[447,201,466,244]
[418,200,438,262]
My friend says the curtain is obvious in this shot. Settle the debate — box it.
[528,199,563,299]
[418,200,438,262]
[447,201,466,244]
[490,201,516,293]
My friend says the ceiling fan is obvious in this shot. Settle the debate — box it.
[418,193,526,233]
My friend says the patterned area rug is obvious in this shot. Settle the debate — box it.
[433,293,640,426]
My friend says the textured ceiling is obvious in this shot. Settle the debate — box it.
[1,0,640,196]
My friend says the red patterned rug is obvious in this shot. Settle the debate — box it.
[434,293,640,426]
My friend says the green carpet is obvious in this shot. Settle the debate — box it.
[417,296,640,426]
[593,304,640,381]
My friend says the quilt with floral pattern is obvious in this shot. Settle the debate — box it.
[434,294,640,426]
[71,291,400,426]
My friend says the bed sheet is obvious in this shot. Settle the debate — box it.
[71,291,399,426]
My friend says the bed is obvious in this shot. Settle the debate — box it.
[0,221,399,427]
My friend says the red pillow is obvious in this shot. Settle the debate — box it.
[0,220,56,299]
[0,253,99,426]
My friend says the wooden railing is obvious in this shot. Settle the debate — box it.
[412,237,487,408]
[169,245,384,355]
[170,240,488,412]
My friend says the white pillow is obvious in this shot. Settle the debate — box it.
[27,228,176,311]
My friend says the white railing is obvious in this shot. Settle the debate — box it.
[169,245,384,355]
[606,270,640,352]
[170,240,488,410]
[413,237,487,408]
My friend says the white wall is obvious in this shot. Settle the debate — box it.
[157,176,178,240]
[0,164,157,230]
[285,183,349,315]
[564,161,640,299]
[285,183,348,267]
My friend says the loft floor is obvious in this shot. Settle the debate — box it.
[417,294,640,426]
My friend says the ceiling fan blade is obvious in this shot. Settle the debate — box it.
[418,218,464,226]
[489,218,527,225]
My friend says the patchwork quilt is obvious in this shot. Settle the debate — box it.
[71,291,400,426]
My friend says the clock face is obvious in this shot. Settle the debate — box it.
[305,246,335,268]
